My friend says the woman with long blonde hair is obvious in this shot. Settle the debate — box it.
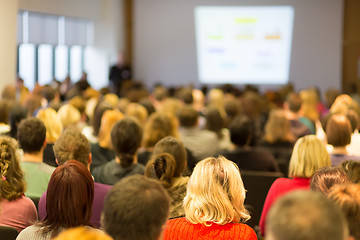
[163,156,257,240]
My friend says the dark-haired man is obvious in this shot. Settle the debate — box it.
[220,115,279,172]
[102,175,170,240]
[17,117,55,198]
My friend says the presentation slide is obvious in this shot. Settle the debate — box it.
[195,6,294,85]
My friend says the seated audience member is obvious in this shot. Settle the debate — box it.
[92,117,145,185]
[57,104,81,129]
[138,112,179,166]
[0,100,11,136]
[340,160,360,183]
[0,136,37,232]
[9,104,28,139]
[328,184,360,240]
[126,102,148,125]
[204,106,232,151]
[326,114,360,166]
[310,167,351,195]
[266,190,350,240]
[17,160,94,239]
[145,136,189,218]
[261,109,295,174]
[283,92,311,138]
[102,175,170,240]
[220,115,280,172]
[178,106,220,163]
[37,108,63,167]
[90,110,123,171]
[53,227,112,240]
[17,117,55,198]
[163,156,257,240]
[259,135,331,236]
[38,127,111,228]
[345,110,360,156]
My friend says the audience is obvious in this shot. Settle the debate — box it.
[101,175,170,240]
[0,136,38,232]
[3,79,360,239]
[92,117,144,185]
[266,190,350,240]
[17,160,94,239]
[145,136,189,218]
[17,117,55,198]
[221,115,280,172]
[38,127,111,228]
[163,156,257,240]
[259,135,331,236]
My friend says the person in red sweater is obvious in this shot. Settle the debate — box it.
[163,156,257,240]
[259,135,331,237]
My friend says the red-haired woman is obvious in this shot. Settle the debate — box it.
[17,160,94,239]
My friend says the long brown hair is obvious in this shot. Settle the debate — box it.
[0,136,25,201]
[40,160,94,237]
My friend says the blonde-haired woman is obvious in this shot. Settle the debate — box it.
[37,107,63,167]
[163,156,257,240]
[261,109,295,175]
[57,104,81,129]
[0,136,37,232]
[259,135,331,237]
[90,110,124,170]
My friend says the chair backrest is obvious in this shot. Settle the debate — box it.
[241,170,284,228]
[29,197,40,211]
[0,226,19,240]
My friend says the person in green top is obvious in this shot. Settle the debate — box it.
[17,117,55,198]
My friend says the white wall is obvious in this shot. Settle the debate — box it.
[0,0,18,94]
[18,0,125,89]
[133,0,343,94]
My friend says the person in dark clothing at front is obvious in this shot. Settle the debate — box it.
[219,115,280,172]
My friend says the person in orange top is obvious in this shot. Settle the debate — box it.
[163,156,257,240]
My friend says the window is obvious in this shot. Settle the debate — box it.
[17,11,93,90]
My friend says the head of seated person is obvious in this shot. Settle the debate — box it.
[310,166,351,195]
[17,117,46,155]
[54,126,91,168]
[111,117,143,168]
[328,183,360,240]
[228,115,254,147]
[101,175,170,240]
[184,156,250,225]
[266,190,351,240]
[97,110,124,150]
[326,114,352,148]
[53,227,112,240]
[177,106,199,128]
[340,160,360,183]
[288,135,331,178]
[38,160,94,237]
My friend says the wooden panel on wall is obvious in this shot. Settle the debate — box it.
[343,0,360,93]
[124,0,133,67]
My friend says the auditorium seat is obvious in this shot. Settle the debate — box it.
[241,170,284,228]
